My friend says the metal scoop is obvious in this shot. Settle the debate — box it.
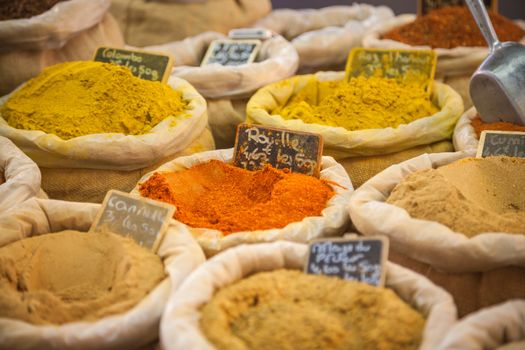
[466,0,525,124]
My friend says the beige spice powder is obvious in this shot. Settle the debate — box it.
[0,230,165,325]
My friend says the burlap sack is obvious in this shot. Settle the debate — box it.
[438,300,525,350]
[161,241,457,350]
[453,106,482,152]
[142,31,299,148]
[0,0,124,96]
[349,151,525,316]
[0,197,206,350]
[362,15,525,109]
[111,0,271,47]
[247,71,463,159]
[131,148,353,257]
[255,4,394,73]
[0,136,43,213]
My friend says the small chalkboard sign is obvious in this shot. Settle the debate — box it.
[93,47,174,83]
[345,48,437,94]
[201,39,261,67]
[89,190,175,252]
[305,237,389,287]
[477,131,525,158]
[233,124,323,177]
[418,0,498,15]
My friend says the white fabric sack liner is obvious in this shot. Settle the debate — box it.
[0,197,205,350]
[438,300,525,350]
[254,4,394,69]
[453,106,483,152]
[131,148,353,256]
[161,241,457,350]
[143,31,299,99]
[0,136,41,214]
[0,0,110,52]
[363,15,525,78]
[0,76,208,170]
[349,150,525,273]
[247,71,464,158]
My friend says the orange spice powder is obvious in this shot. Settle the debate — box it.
[472,116,525,138]
[139,160,335,235]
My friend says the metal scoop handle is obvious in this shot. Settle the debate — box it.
[465,0,501,52]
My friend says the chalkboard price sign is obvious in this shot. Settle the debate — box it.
[477,131,525,158]
[345,48,437,94]
[233,124,323,177]
[418,0,498,15]
[93,47,174,83]
[305,237,389,287]
[90,190,176,252]
[201,39,261,67]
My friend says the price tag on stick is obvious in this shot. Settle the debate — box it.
[418,0,498,16]
[201,40,261,67]
[477,131,525,158]
[345,48,437,95]
[93,47,174,83]
[89,190,176,252]
[305,236,389,287]
[233,124,323,177]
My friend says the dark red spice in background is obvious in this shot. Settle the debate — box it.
[0,0,67,21]
[383,6,525,49]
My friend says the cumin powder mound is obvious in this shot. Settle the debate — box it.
[139,160,335,234]
[200,269,425,350]
[387,157,525,237]
[0,230,165,325]
[383,6,525,49]
[472,116,525,138]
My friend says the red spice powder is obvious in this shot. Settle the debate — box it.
[472,116,525,138]
[383,6,525,49]
[139,160,335,235]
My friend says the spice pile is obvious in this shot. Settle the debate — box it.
[387,157,525,236]
[1,61,188,140]
[472,116,525,138]
[0,230,165,324]
[273,76,438,130]
[0,0,67,20]
[383,6,525,49]
[139,160,334,234]
[200,269,425,350]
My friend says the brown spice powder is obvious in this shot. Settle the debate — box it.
[0,0,67,20]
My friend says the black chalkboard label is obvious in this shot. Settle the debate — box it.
[477,131,525,158]
[89,190,175,252]
[201,39,261,67]
[345,48,437,94]
[233,124,323,177]
[418,0,498,15]
[93,47,174,83]
[305,237,389,287]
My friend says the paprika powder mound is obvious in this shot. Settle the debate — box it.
[139,160,335,235]
[472,116,525,138]
[383,6,525,49]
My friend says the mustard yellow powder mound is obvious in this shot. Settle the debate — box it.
[200,269,425,350]
[273,76,439,131]
[1,61,188,140]
[387,157,525,237]
[0,230,165,325]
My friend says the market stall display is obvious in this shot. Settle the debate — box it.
[363,6,525,108]
[160,241,457,350]
[0,137,44,214]
[0,0,124,96]
[255,4,394,73]
[0,197,205,350]
[0,61,213,203]
[141,31,298,148]
[132,148,352,256]
[349,151,525,316]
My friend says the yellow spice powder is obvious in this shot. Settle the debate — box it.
[200,269,425,350]
[0,230,165,325]
[1,61,188,140]
[273,76,439,131]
